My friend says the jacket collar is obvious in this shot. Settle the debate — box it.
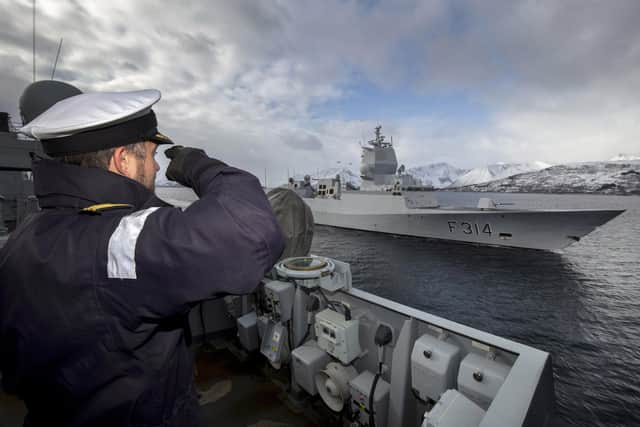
[32,158,171,210]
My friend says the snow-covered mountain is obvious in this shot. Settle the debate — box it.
[407,163,468,188]
[453,161,640,195]
[284,157,639,195]
[450,161,551,187]
[609,153,640,161]
[290,162,551,190]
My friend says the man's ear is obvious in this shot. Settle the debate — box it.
[109,146,129,176]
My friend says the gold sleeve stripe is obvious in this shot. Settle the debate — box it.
[81,203,134,213]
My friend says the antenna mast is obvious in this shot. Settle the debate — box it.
[51,38,63,79]
[32,0,36,81]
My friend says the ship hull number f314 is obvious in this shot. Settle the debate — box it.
[447,221,493,236]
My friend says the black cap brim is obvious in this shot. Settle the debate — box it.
[42,111,173,157]
[148,131,174,145]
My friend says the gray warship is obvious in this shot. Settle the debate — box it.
[300,126,624,250]
[1,87,556,426]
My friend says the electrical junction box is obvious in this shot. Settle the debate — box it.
[236,311,259,351]
[264,280,295,322]
[324,258,352,292]
[349,370,391,427]
[314,308,361,364]
[422,389,486,427]
[260,321,286,364]
[291,341,330,396]
[411,334,461,401]
[457,353,510,409]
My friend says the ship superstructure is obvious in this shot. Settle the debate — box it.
[360,125,398,185]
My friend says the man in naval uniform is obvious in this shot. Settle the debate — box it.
[302,174,315,198]
[0,89,284,426]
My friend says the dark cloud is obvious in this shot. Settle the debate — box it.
[234,1,285,34]
[118,46,151,70]
[114,24,127,36]
[167,31,218,56]
[1,0,639,170]
[0,4,61,58]
[179,70,197,85]
[122,62,139,72]
[401,1,640,99]
[0,54,31,118]
[203,0,287,57]
[283,133,323,151]
[52,68,81,82]
[0,4,32,50]
[67,0,91,19]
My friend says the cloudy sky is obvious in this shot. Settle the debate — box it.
[1,0,639,184]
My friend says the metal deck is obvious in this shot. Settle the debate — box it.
[0,339,329,427]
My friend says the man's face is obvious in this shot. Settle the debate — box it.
[131,141,160,191]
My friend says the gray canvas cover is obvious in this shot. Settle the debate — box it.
[267,188,314,259]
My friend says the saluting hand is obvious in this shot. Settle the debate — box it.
[165,146,227,193]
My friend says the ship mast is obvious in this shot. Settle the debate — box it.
[33,0,36,82]
[367,125,392,148]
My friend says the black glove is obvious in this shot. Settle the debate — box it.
[165,146,227,193]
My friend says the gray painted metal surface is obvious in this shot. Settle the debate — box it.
[360,126,398,180]
[342,287,555,427]
[191,274,555,427]
[388,318,418,427]
[361,145,398,179]
[305,192,623,250]
[0,130,41,233]
[0,132,42,171]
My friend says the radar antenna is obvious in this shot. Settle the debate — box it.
[367,125,392,148]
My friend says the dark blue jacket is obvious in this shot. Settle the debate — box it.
[0,157,284,426]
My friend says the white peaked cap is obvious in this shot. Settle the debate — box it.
[20,89,160,139]
[18,89,172,157]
